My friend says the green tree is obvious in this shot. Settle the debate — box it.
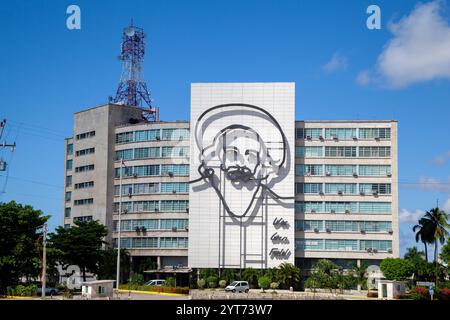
[440,237,450,266]
[0,201,49,293]
[275,262,301,289]
[404,247,426,263]
[220,269,237,284]
[242,268,260,288]
[258,276,271,292]
[380,258,414,281]
[97,249,130,281]
[48,220,108,281]
[350,262,368,290]
[306,259,339,293]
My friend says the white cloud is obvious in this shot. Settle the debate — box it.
[444,197,450,212]
[399,208,425,223]
[356,70,371,86]
[432,150,450,166]
[357,1,450,88]
[322,52,348,73]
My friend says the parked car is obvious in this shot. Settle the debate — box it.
[144,279,166,286]
[224,281,249,293]
[36,285,60,296]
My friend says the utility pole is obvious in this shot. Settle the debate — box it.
[0,119,16,172]
[41,224,47,298]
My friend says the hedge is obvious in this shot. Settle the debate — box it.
[119,284,189,295]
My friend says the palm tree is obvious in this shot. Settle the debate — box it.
[351,262,368,291]
[275,263,301,289]
[413,217,435,262]
[421,208,449,286]
[241,268,260,288]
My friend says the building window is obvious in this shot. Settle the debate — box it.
[296,128,322,139]
[115,165,160,178]
[66,175,72,187]
[73,216,93,222]
[360,240,392,252]
[325,239,358,251]
[76,147,95,157]
[359,202,391,214]
[75,131,95,140]
[359,165,391,176]
[296,183,322,194]
[161,146,189,158]
[325,146,357,157]
[75,164,95,173]
[135,129,161,142]
[64,224,71,229]
[66,159,73,171]
[359,128,391,139]
[159,219,189,230]
[74,198,94,206]
[160,237,188,248]
[67,143,73,155]
[65,207,71,218]
[325,202,358,213]
[295,201,323,213]
[295,239,324,251]
[325,220,359,232]
[295,164,323,176]
[324,165,357,176]
[359,184,391,194]
[295,220,323,231]
[359,146,391,157]
[65,192,72,202]
[74,181,94,189]
[161,128,190,141]
[161,182,189,193]
[324,183,357,195]
[116,131,134,144]
[160,200,189,212]
[296,146,323,157]
[161,164,189,176]
[324,128,356,140]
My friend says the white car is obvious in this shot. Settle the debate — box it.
[145,279,166,286]
[224,281,249,293]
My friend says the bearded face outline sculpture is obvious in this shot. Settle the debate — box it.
[191,103,292,219]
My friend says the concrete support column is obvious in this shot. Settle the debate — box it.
[157,256,162,270]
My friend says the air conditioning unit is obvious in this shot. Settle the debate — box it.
[325,171,331,176]
[338,190,343,195]
[326,228,331,233]
[141,226,147,232]
[387,173,392,177]
[306,135,312,140]
[372,190,378,196]
[155,208,159,212]
[387,249,393,253]
[185,227,189,231]
[168,171,174,177]
[360,229,366,234]
[374,137,380,141]
[331,209,336,214]
[186,208,189,213]
[172,227,177,232]
[345,209,350,214]
[388,229,393,234]
[178,136,183,141]
[311,209,316,213]
[360,191,365,196]
[156,136,161,141]
[135,226,141,233]
[319,135,324,141]
[172,190,177,194]
[133,173,138,178]
[366,248,373,253]
[332,135,338,141]
[314,228,319,233]
[319,191,324,195]
[128,193,132,198]
[352,136,358,141]
[373,249,378,253]
[123,209,128,214]
[353,172,358,177]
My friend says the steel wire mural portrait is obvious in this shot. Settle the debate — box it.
[190,103,294,269]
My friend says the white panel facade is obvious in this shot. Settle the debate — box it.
[189,83,295,269]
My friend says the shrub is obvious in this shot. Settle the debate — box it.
[165,277,176,287]
[207,276,218,288]
[118,284,189,294]
[258,276,271,291]
[410,287,429,300]
[367,291,378,298]
[270,282,279,291]
[395,293,412,300]
[129,274,145,286]
[219,280,227,288]
[439,288,450,300]
[197,278,206,289]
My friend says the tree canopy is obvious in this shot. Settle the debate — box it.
[0,201,49,293]
[48,220,108,281]
[380,258,414,281]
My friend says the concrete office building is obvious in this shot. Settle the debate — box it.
[62,82,398,277]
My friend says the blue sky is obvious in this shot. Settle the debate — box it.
[0,0,450,258]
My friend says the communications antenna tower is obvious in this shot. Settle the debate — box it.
[109,21,159,121]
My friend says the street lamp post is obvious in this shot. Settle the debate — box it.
[116,160,125,294]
